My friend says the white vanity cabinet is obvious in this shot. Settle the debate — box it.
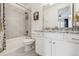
[53,33,79,56]
[34,31,79,56]
[55,40,79,56]
[43,32,64,56]
[44,32,79,56]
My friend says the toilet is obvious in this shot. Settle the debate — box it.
[23,39,35,52]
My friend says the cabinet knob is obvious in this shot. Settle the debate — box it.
[53,42,55,44]
[49,41,52,43]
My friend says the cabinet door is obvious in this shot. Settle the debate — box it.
[55,40,67,56]
[55,40,79,56]
[35,37,44,56]
[43,38,52,56]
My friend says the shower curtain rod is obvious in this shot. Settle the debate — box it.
[16,3,32,12]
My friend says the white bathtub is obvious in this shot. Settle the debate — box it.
[0,36,30,56]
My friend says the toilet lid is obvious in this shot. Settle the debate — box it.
[23,39,35,43]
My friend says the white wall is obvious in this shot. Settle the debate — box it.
[74,3,79,12]
[5,4,26,39]
[43,3,71,28]
[31,6,43,31]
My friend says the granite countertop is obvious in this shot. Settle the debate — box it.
[34,30,79,34]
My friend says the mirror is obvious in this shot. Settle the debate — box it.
[43,3,72,31]
[58,5,72,29]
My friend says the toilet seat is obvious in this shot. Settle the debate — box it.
[23,39,35,45]
[23,39,35,43]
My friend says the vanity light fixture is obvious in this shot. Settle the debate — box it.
[49,3,54,5]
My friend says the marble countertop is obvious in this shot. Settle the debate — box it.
[34,30,79,34]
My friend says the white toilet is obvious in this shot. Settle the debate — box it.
[23,39,35,52]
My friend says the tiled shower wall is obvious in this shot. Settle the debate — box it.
[4,3,27,39]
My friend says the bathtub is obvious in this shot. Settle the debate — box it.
[0,36,30,56]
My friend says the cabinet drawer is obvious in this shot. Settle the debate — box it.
[32,32,43,38]
[64,33,79,41]
[71,34,79,39]
[44,32,63,40]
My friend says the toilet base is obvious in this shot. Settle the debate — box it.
[24,45,34,52]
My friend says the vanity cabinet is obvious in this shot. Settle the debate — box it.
[34,31,79,56]
[43,32,64,56]
[44,32,79,56]
[55,40,79,56]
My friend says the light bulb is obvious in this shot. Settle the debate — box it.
[49,3,54,5]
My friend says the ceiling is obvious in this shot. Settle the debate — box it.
[15,3,54,11]
[20,3,43,8]
[19,3,49,9]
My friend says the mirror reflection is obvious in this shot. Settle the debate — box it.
[43,3,73,31]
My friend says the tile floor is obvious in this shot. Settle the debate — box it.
[2,47,39,56]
